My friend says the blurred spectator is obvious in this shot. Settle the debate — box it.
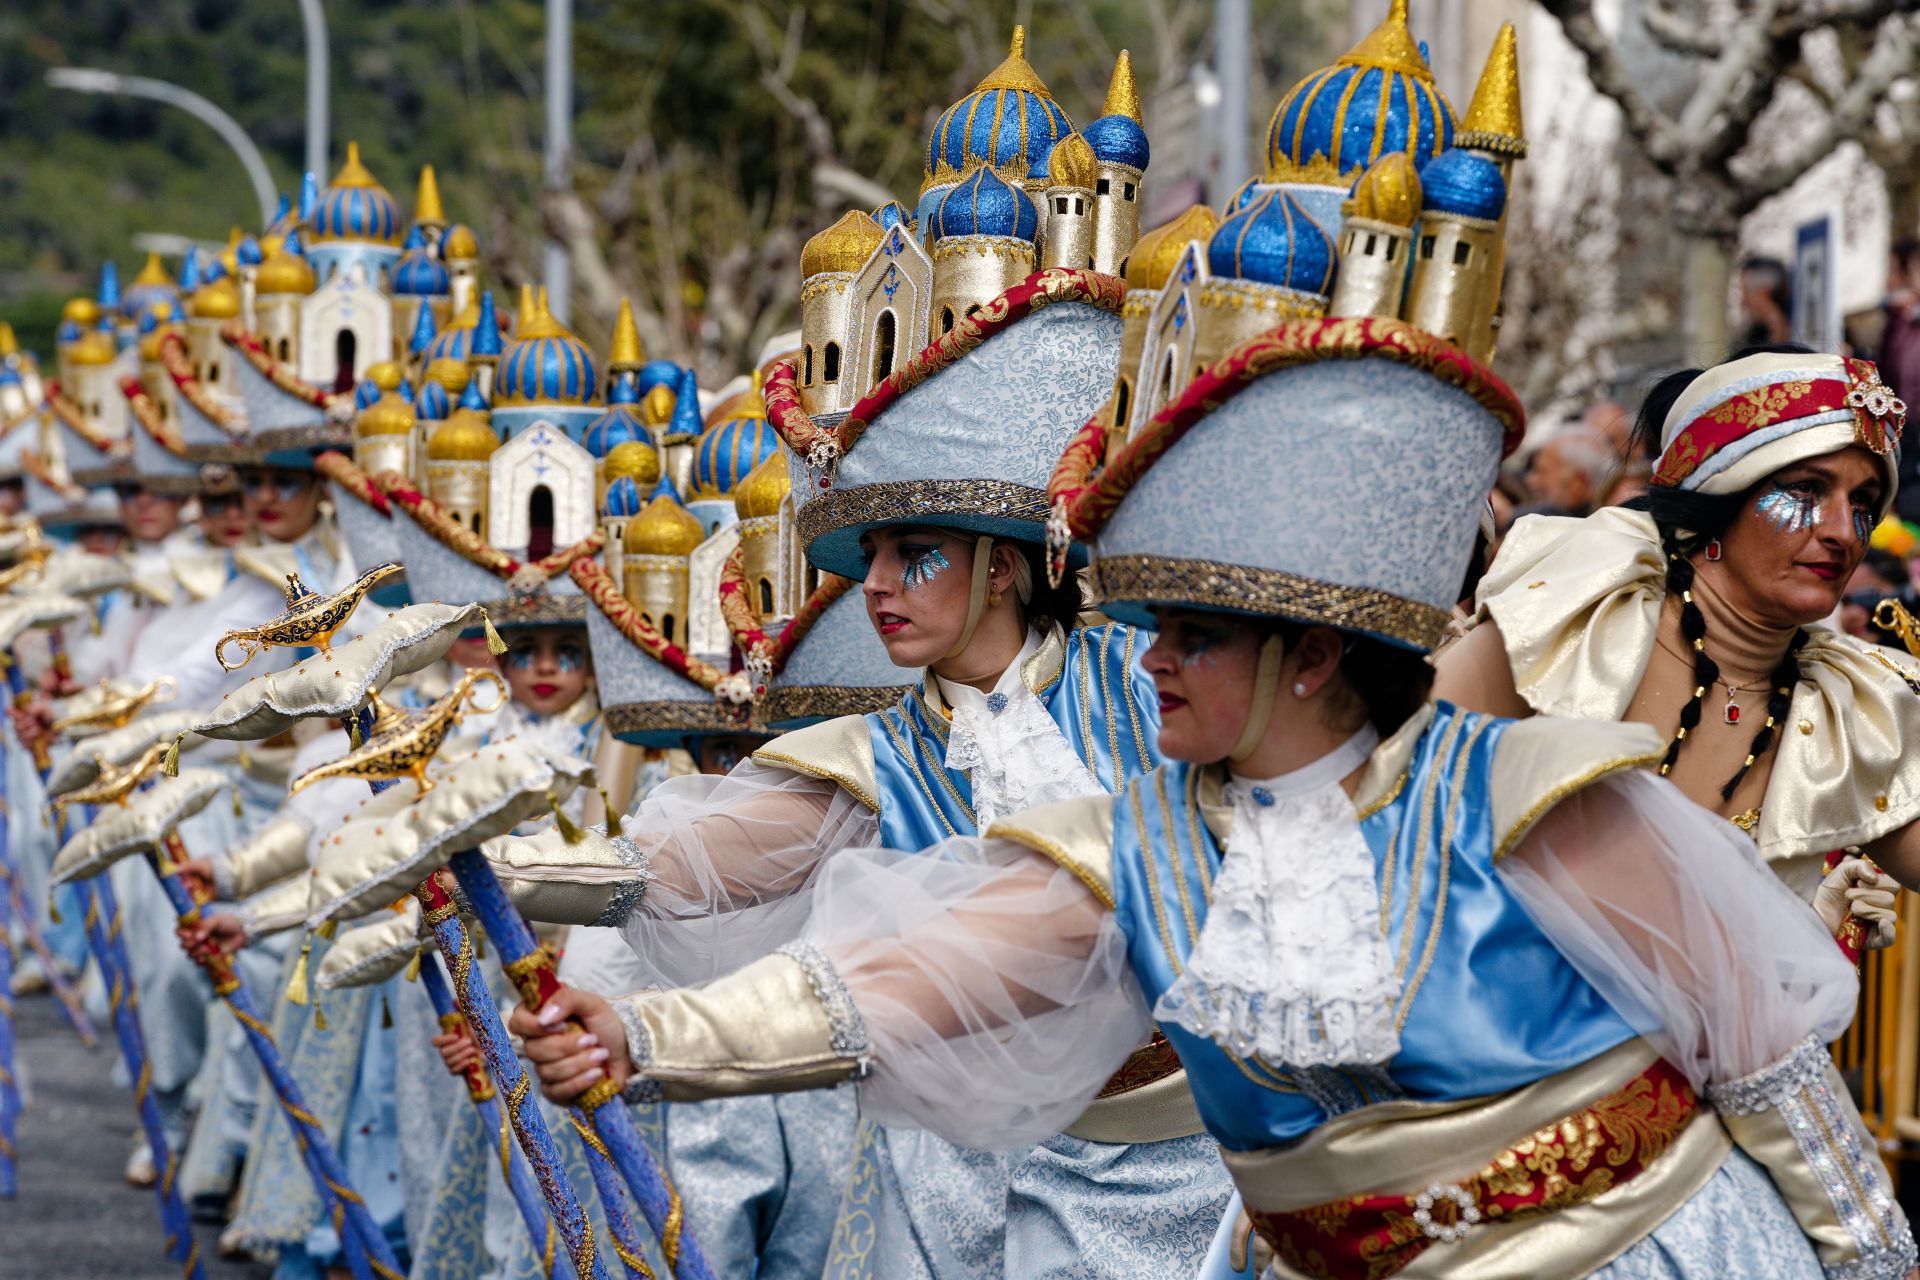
[1880,239,1920,522]
[1842,548,1908,647]
[1522,428,1617,518]
[1580,399,1636,459]
[1737,256,1793,349]
[1601,457,1652,508]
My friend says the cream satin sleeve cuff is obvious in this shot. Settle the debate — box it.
[216,813,314,901]
[611,942,870,1106]
[484,822,651,929]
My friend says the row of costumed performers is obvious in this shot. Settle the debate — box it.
[2,2,1917,1278]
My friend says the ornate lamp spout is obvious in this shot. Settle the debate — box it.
[214,561,403,672]
[49,676,176,735]
[51,740,171,815]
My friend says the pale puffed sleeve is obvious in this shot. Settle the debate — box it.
[613,838,1147,1151]
[1499,770,1913,1279]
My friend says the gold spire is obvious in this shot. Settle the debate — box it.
[516,283,537,333]
[1101,50,1142,122]
[517,288,569,341]
[331,140,381,190]
[1124,205,1220,290]
[414,164,447,226]
[1458,22,1527,158]
[0,322,16,356]
[1341,0,1431,78]
[608,298,644,370]
[1343,152,1423,227]
[974,25,1053,98]
[1047,133,1097,189]
[132,251,173,288]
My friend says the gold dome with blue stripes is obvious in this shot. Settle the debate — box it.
[690,371,779,506]
[923,27,1073,191]
[491,290,602,438]
[1264,0,1454,187]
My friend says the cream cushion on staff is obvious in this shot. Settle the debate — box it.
[316,903,424,990]
[50,769,227,882]
[47,708,209,796]
[0,591,85,650]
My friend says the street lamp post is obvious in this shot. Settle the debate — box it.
[544,0,573,326]
[47,67,278,227]
[298,0,330,182]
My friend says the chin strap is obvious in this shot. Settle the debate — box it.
[943,536,997,661]
[1228,634,1287,764]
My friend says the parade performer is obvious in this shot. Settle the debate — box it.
[1437,349,1911,955]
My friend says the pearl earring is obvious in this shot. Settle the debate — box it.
[1293,682,1309,696]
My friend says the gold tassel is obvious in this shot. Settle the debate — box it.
[404,948,423,982]
[481,608,507,656]
[551,792,585,845]
[47,892,60,925]
[313,1003,327,1030]
[236,742,251,770]
[161,734,182,778]
[380,994,393,1029]
[231,786,243,818]
[285,934,312,1006]
[346,717,362,749]
[316,919,337,941]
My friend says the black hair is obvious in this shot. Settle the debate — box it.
[1016,540,1083,635]
[1623,350,1814,801]
[1268,619,1433,740]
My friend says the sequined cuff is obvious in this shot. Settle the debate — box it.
[1708,1036,1916,1279]
[775,941,873,1064]
[210,849,238,902]
[613,996,662,1106]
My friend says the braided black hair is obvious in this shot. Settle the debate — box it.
[1627,348,1817,801]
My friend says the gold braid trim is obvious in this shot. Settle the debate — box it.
[501,950,551,1005]
[279,1098,324,1130]
[576,1076,622,1112]
[133,1059,152,1107]
[498,1109,514,1181]
[567,1110,612,1159]
[422,900,460,927]
[611,1237,657,1279]
[543,1223,559,1280]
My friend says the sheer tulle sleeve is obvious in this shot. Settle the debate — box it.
[1498,769,1857,1088]
[807,838,1148,1149]
[617,759,880,985]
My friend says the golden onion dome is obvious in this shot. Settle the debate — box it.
[188,275,242,320]
[733,447,790,520]
[641,383,677,428]
[61,296,103,326]
[801,210,886,279]
[364,361,405,393]
[426,408,499,461]
[68,329,117,366]
[442,224,479,261]
[1046,133,1098,190]
[603,439,662,487]
[1123,205,1221,290]
[358,390,416,437]
[1343,152,1422,227]
[255,244,317,295]
[425,358,471,396]
[622,493,704,557]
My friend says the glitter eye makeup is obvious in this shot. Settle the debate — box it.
[1177,627,1228,669]
[554,643,586,673]
[900,546,951,593]
[1853,507,1875,543]
[1756,484,1818,535]
[504,645,538,671]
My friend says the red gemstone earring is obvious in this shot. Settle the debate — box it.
[1704,539,1722,562]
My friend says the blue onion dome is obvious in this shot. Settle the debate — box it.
[692,372,778,499]
[1222,177,1264,213]
[664,366,704,442]
[1207,190,1335,294]
[1417,147,1506,222]
[924,26,1075,187]
[872,201,913,233]
[637,359,681,398]
[415,379,451,422]
[122,252,178,320]
[423,302,479,365]
[1264,0,1453,185]
[311,142,404,246]
[1084,50,1149,171]
[931,165,1040,244]
[392,229,450,297]
[494,290,600,408]
[604,474,645,518]
[584,379,646,458]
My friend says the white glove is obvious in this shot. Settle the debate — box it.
[1813,856,1899,952]
[1227,1205,1276,1276]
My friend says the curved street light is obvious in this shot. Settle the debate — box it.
[47,66,278,227]
[297,0,329,183]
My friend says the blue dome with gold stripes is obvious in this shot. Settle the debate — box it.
[692,377,779,498]
[1264,0,1453,184]
[1208,190,1335,294]
[494,293,600,408]
[311,142,404,246]
[924,27,1074,184]
[584,378,645,458]
[931,165,1039,243]
[392,229,450,297]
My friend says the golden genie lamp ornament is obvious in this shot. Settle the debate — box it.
[51,739,171,816]
[289,667,506,796]
[49,676,177,735]
[215,561,404,671]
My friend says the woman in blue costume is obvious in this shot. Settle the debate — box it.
[489,269,1233,1278]
[503,308,1915,1278]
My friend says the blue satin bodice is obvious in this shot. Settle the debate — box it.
[866,622,1163,850]
[1110,702,1638,1153]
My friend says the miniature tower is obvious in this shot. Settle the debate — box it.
[1329,153,1422,320]
[1084,51,1150,275]
[425,381,499,537]
[601,473,644,583]
[467,290,504,403]
[1107,205,1219,445]
[797,211,885,420]
[622,482,705,648]
[660,366,704,498]
[928,167,1038,337]
[1451,22,1527,343]
[253,235,316,367]
[413,165,448,249]
[443,224,481,314]
[1040,134,1098,272]
[390,227,451,363]
[186,273,242,390]
[1403,148,1506,361]
[1191,190,1332,369]
[605,297,645,396]
[733,447,792,623]
[356,388,416,478]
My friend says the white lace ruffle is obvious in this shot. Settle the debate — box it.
[1154,732,1402,1069]
[945,680,1104,828]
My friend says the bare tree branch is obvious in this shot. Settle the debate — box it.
[1536,0,1695,171]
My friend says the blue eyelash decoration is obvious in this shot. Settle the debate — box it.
[1756,485,1817,535]
[901,547,951,593]
[554,645,585,674]
[504,647,536,671]
[1854,508,1876,544]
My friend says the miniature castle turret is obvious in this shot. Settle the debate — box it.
[1083,51,1150,274]
[622,481,705,648]
[1329,153,1422,320]
[425,381,499,537]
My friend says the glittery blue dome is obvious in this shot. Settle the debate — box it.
[422,326,474,366]
[872,201,913,232]
[311,145,404,246]
[354,377,384,410]
[416,381,450,421]
[1084,114,1149,170]
[392,239,450,297]
[1418,148,1507,222]
[924,37,1074,183]
[637,360,680,397]
[495,324,600,408]
[604,475,644,518]
[583,380,646,458]
[236,236,263,267]
[930,166,1039,244]
[1265,12,1453,184]
[1207,191,1335,294]
[693,413,780,499]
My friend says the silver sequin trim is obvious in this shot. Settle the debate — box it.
[614,996,663,1105]
[588,828,651,928]
[1710,1035,1914,1276]
[775,940,872,1074]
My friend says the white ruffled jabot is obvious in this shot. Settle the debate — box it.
[939,631,1105,829]
[1154,727,1403,1069]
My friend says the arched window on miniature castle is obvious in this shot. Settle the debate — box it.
[759,576,775,614]
[822,341,841,385]
[333,330,357,393]
[871,310,896,385]
[277,336,292,363]
[803,345,814,386]
[1157,348,1178,412]
[527,485,555,561]
[1110,375,1131,429]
